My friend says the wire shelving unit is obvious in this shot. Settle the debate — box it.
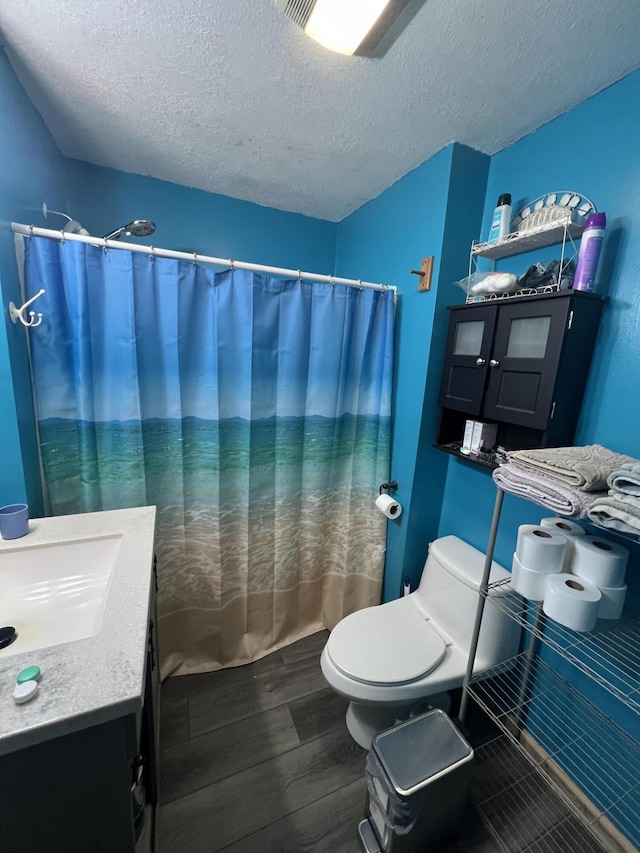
[463,215,584,305]
[484,578,640,712]
[459,488,640,853]
[468,656,640,850]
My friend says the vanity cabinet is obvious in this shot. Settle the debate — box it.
[436,291,603,461]
[0,569,160,853]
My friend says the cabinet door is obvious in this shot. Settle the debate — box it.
[438,305,497,415]
[483,297,571,429]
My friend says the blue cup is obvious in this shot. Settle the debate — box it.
[0,504,29,540]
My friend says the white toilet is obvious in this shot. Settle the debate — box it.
[321,535,521,748]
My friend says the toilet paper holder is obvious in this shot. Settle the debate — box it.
[379,480,399,495]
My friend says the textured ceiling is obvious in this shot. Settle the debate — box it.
[1,1,640,222]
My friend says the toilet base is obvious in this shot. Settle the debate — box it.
[345,693,451,749]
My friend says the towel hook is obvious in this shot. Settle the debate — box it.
[9,289,46,328]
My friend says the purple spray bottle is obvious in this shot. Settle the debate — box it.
[573,212,606,293]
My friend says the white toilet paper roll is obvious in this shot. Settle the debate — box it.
[539,517,586,538]
[598,583,627,620]
[543,574,602,632]
[539,517,586,572]
[375,493,402,519]
[571,537,629,588]
[516,526,567,574]
[515,524,540,556]
[511,553,555,601]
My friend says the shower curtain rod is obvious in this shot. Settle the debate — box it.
[11,223,397,294]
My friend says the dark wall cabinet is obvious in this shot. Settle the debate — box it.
[436,291,603,463]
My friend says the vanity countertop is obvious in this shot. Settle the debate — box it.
[0,506,156,756]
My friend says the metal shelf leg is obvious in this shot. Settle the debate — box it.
[459,488,505,724]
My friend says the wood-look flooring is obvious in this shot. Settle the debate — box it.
[158,630,609,853]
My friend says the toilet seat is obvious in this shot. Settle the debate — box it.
[327,600,446,685]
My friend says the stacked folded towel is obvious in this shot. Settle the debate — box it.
[503,445,635,491]
[587,461,640,538]
[608,462,640,496]
[493,445,635,518]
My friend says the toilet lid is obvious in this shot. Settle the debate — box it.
[327,601,446,685]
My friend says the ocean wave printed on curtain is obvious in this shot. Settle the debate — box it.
[25,238,394,677]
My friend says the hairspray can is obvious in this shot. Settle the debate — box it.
[573,212,606,292]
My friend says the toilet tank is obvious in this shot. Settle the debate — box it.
[415,535,520,670]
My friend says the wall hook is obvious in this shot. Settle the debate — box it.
[410,256,434,292]
[9,289,46,328]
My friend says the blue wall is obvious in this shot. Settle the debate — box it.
[2,43,639,837]
[2,41,640,616]
[335,144,489,601]
[436,71,640,744]
[0,48,70,514]
[0,50,336,516]
[65,161,337,274]
[438,70,640,582]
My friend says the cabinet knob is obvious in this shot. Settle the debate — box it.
[475,358,486,366]
[490,359,500,367]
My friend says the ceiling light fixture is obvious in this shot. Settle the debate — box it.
[275,0,426,57]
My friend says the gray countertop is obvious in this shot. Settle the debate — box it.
[0,506,156,756]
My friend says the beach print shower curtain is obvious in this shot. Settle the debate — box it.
[24,237,394,677]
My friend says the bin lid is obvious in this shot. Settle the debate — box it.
[373,709,474,796]
[327,601,446,684]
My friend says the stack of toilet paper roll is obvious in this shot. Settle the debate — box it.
[569,536,629,621]
[539,517,587,571]
[511,518,629,632]
[512,525,567,602]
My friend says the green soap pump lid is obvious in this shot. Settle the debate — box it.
[17,666,41,685]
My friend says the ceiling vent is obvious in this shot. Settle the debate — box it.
[275,0,426,57]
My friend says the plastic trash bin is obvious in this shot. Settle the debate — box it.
[358,708,474,853]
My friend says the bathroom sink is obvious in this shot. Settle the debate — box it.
[0,536,122,657]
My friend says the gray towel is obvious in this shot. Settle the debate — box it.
[507,445,636,492]
[493,463,605,517]
[608,461,640,496]
[586,492,640,539]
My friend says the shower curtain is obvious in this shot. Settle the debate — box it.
[23,237,394,677]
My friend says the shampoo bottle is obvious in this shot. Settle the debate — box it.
[573,212,606,293]
[488,193,512,243]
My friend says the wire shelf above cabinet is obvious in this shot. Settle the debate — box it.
[484,578,640,713]
[464,281,563,305]
[472,216,584,260]
[468,654,640,849]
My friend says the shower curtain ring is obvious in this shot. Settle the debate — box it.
[358,279,363,291]
[28,225,34,238]
[60,229,65,244]
[193,252,198,267]
[297,270,302,284]
[229,258,235,271]
[329,275,335,287]
[150,246,155,263]
[103,237,108,253]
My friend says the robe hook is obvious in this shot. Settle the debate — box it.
[9,289,46,328]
